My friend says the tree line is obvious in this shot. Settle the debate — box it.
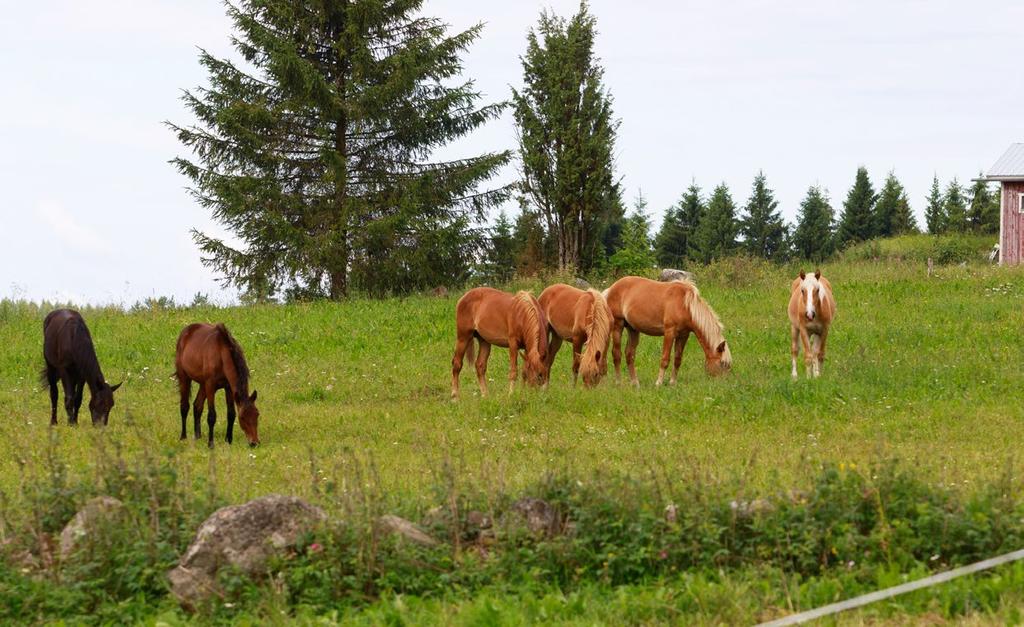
[172,1,1001,300]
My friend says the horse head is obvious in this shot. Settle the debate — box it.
[89,381,121,426]
[236,390,261,447]
[705,340,732,377]
[799,270,824,322]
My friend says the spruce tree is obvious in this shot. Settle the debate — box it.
[654,182,703,267]
[791,185,835,262]
[836,167,877,247]
[968,177,1000,234]
[608,191,656,275]
[513,2,622,272]
[170,0,510,299]
[943,179,969,233]
[485,212,517,283]
[512,209,549,277]
[691,183,739,263]
[740,171,789,260]
[924,176,946,235]
[874,172,918,236]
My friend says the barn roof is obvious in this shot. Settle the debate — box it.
[981,144,1024,181]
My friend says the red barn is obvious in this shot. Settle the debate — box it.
[980,144,1024,265]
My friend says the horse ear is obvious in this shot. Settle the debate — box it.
[109,382,122,392]
[594,350,602,363]
[799,270,805,280]
[814,269,821,280]
[716,341,726,354]
[250,390,258,402]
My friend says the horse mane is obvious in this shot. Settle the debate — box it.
[681,281,725,345]
[513,291,548,357]
[216,323,250,396]
[63,313,106,387]
[579,289,610,378]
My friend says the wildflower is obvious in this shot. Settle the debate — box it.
[309,543,323,553]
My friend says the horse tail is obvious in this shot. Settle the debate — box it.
[464,335,476,367]
[579,289,610,381]
[39,366,50,390]
[216,323,250,394]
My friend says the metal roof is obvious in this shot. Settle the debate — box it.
[986,143,1024,180]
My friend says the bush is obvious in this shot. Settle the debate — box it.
[840,234,995,265]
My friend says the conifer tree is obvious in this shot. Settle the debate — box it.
[943,179,969,233]
[924,176,946,235]
[791,185,835,262]
[740,171,789,260]
[485,212,517,282]
[967,177,1000,234]
[874,172,918,236]
[836,167,877,247]
[513,2,622,272]
[654,182,703,267]
[512,209,550,276]
[608,191,656,275]
[171,0,510,299]
[691,183,739,263]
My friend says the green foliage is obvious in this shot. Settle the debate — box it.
[170,0,510,299]
[840,233,994,264]
[607,192,656,276]
[690,183,739,263]
[874,171,918,237]
[836,167,877,247]
[482,212,517,283]
[968,177,1001,234]
[739,171,789,261]
[791,185,835,262]
[512,1,622,272]
[943,179,970,233]
[925,175,946,235]
[654,182,703,267]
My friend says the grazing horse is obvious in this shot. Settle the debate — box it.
[788,270,835,378]
[538,284,612,387]
[41,309,121,426]
[451,287,549,399]
[175,323,260,447]
[603,276,732,386]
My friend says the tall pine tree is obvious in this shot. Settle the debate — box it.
[836,167,877,247]
[874,172,918,236]
[654,182,703,267]
[924,176,946,235]
[691,183,739,263]
[792,186,835,262]
[484,212,516,283]
[171,0,510,299]
[942,179,969,233]
[967,177,1000,234]
[513,2,622,272]
[608,191,656,275]
[740,171,788,260]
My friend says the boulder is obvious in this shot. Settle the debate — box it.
[659,268,696,283]
[573,277,592,289]
[59,496,125,560]
[376,515,438,547]
[168,495,326,609]
[508,497,562,537]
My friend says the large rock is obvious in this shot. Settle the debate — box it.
[168,495,326,609]
[376,515,438,547]
[659,268,696,283]
[60,496,125,560]
[508,498,562,537]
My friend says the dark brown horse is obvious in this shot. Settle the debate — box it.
[175,323,260,448]
[41,309,121,426]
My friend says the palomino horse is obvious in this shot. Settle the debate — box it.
[788,270,835,378]
[451,287,549,399]
[175,323,261,447]
[603,276,732,386]
[41,309,121,426]
[538,284,612,387]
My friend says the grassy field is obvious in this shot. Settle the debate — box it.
[3,251,1024,623]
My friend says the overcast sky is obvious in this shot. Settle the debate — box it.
[1,0,1021,304]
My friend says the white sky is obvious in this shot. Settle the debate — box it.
[1,0,1021,304]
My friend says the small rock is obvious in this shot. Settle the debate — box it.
[574,277,592,289]
[59,496,125,560]
[659,268,696,283]
[729,498,775,518]
[376,515,438,547]
[664,503,679,524]
[509,498,561,537]
[466,510,492,530]
[431,286,449,298]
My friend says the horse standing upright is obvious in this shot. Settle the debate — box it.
[451,287,549,399]
[788,270,835,378]
[538,284,612,387]
[175,323,261,447]
[41,309,121,426]
[603,276,732,386]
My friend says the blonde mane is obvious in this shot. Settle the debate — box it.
[579,289,611,379]
[682,281,725,345]
[513,291,547,357]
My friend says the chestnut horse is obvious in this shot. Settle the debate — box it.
[41,309,121,426]
[451,287,549,399]
[603,276,732,386]
[538,284,612,387]
[788,270,835,378]
[175,323,260,447]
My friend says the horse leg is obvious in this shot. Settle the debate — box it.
[572,335,586,386]
[790,326,800,380]
[625,328,641,388]
[61,374,77,425]
[225,386,236,444]
[810,335,822,378]
[507,339,520,395]
[671,333,688,385]
[547,334,563,381]
[74,381,86,424]
[817,327,830,377]
[475,340,491,397]
[204,383,218,449]
[46,366,58,425]
[178,375,191,440]
[656,330,676,387]
[611,320,624,382]
[799,327,813,378]
[451,331,473,400]
[193,387,206,439]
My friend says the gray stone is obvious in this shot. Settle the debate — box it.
[376,515,438,547]
[573,277,592,289]
[59,496,125,560]
[659,268,696,283]
[729,498,775,518]
[168,495,326,609]
[508,497,562,537]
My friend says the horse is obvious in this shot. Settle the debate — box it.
[538,284,612,387]
[788,270,835,378]
[603,276,732,386]
[451,287,549,399]
[175,323,260,447]
[41,309,121,426]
